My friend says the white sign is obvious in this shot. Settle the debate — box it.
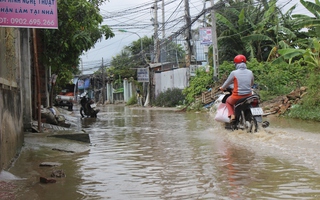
[250,107,264,116]
[190,65,197,77]
[199,28,212,45]
[137,68,149,82]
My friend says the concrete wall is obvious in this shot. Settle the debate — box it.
[0,28,29,170]
[154,68,189,97]
[0,89,24,170]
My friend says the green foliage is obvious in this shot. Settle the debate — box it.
[126,95,137,106]
[109,50,136,80]
[287,105,320,121]
[215,0,282,62]
[292,0,320,38]
[216,59,308,102]
[154,88,185,107]
[187,100,205,112]
[303,72,320,107]
[271,38,320,107]
[109,36,154,80]
[216,61,234,79]
[249,59,307,96]
[183,67,215,104]
[42,0,114,87]
[125,36,154,63]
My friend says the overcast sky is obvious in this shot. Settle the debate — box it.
[80,0,310,72]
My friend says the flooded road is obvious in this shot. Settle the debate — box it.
[3,105,320,199]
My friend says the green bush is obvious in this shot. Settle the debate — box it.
[126,94,137,105]
[182,58,310,114]
[303,71,320,107]
[187,100,205,112]
[155,88,185,107]
[287,104,320,121]
[183,67,215,104]
[249,59,307,97]
[217,59,308,102]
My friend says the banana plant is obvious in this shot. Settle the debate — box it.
[271,0,320,66]
[292,0,320,38]
[215,0,295,62]
[272,38,319,68]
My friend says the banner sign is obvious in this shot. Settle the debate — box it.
[199,28,212,45]
[137,68,149,82]
[0,0,58,29]
[78,78,91,89]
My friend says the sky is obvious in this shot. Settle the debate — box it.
[80,0,311,73]
[80,0,207,72]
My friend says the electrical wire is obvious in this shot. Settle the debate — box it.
[81,0,306,70]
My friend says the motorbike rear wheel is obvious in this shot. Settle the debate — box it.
[239,111,258,133]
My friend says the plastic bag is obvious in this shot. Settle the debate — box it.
[214,103,230,123]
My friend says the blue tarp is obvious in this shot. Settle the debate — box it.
[78,78,90,89]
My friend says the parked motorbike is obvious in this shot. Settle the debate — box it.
[80,94,100,118]
[216,87,269,133]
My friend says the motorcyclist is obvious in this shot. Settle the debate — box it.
[80,93,99,118]
[219,55,254,122]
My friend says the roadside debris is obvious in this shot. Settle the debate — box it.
[261,86,308,116]
[51,169,66,178]
[39,163,66,184]
[40,177,56,184]
[52,148,75,153]
[42,107,71,128]
[39,162,62,167]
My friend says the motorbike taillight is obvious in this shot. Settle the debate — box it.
[251,98,259,107]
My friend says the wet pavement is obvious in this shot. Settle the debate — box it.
[2,104,320,200]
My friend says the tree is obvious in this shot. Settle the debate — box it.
[214,0,298,62]
[41,0,114,85]
[272,0,320,64]
[109,50,136,80]
[41,0,114,106]
[269,0,320,106]
[124,36,153,65]
[109,36,153,80]
[292,0,320,39]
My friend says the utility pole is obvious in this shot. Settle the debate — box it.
[211,0,219,80]
[162,0,165,39]
[101,58,105,104]
[203,0,206,27]
[184,0,192,67]
[153,0,159,63]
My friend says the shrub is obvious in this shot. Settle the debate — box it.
[287,104,320,121]
[217,59,308,102]
[183,67,215,104]
[126,94,137,105]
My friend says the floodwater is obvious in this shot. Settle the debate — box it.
[2,105,320,200]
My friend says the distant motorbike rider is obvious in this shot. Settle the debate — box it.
[219,55,254,122]
[80,94,99,118]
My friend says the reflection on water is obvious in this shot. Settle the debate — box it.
[5,105,320,199]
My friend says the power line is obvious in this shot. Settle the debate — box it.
[82,0,304,65]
